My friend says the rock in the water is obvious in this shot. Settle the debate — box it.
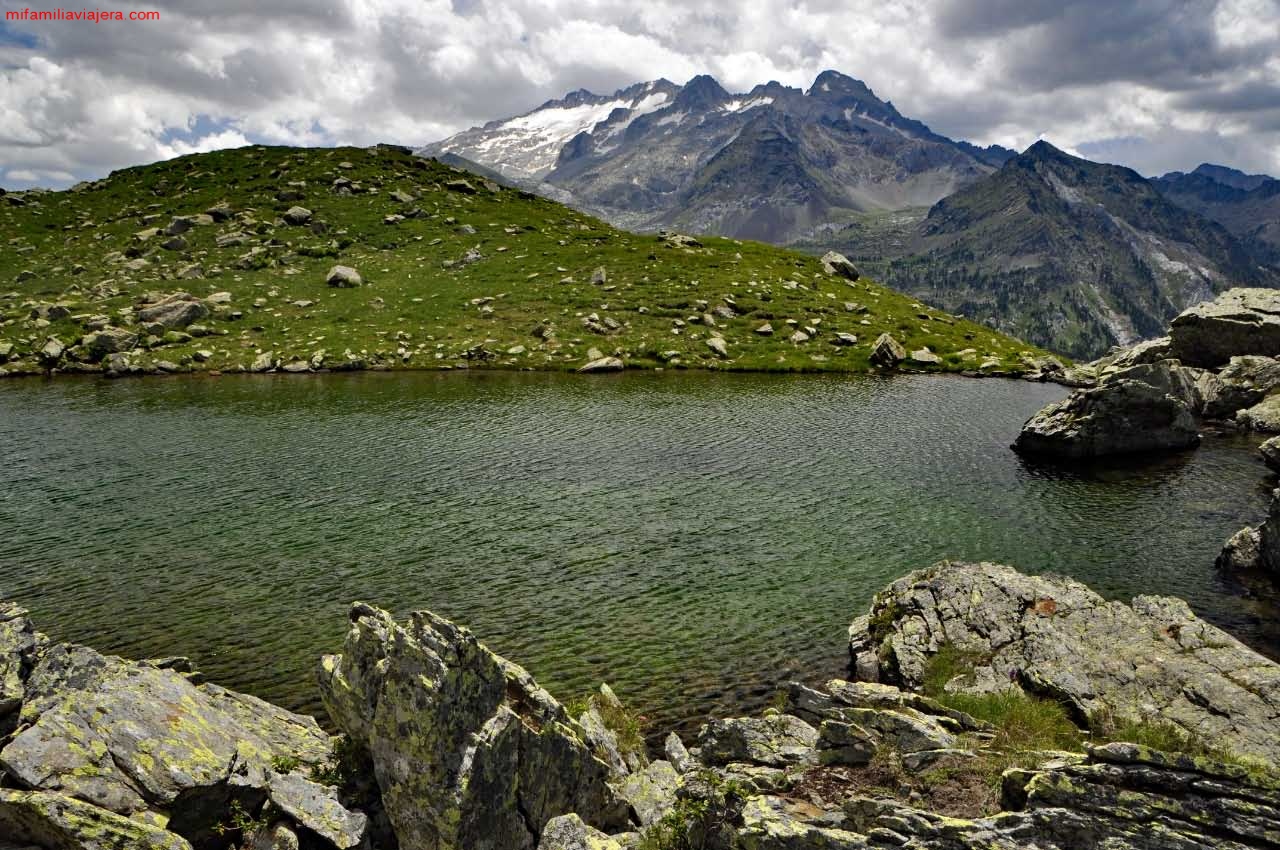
[1218,488,1280,577]
[326,265,362,288]
[820,252,860,281]
[578,356,624,373]
[847,561,1280,765]
[1169,287,1280,368]
[1262,435,1280,471]
[869,333,906,367]
[0,789,194,850]
[696,714,818,768]
[1237,393,1280,432]
[536,814,624,850]
[316,603,628,850]
[1013,378,1200,458]
[136,293,209,331]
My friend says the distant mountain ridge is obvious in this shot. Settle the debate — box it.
[826,142,1279,358]
[1153,164,1280,263]
[421,70,1015,243]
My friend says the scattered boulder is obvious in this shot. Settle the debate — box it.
[1013,378,1200,458]
[282,206,313,225]
[820,252,860,281]
[1169,287,1280,368]
[37,338,65,366]
[0,789,194,850]
[869,333,906,367]
[578,357,625,373]
[316,603,628,849]
[847,560,1280,765]
[909,348,941,365]
[251,351,276,373]
[136,293,210,331]
[617,760,679,826]
[590,267,607,285]
[832,333,857,346]
[706,337,729,358]
[326,266,362,288]
[82,328,138,361]
[1237,393,1280,432]
[536,814,625,850]
[754,323,774,336]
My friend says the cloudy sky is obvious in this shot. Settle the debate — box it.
[1,0,1277,189]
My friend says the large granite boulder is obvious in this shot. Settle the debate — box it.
[1098,360,1211,413]
[695,714,819,768]
[847,561,1280,765]
[316,602,628,850]
[869,333,906,368]
[1169,287,1280,368]
[1013,378,1200,458]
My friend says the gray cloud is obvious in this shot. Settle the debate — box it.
[0,0,1277,189]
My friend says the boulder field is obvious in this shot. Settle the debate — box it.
[2,560,1279,849]
[1014,287,1280,458]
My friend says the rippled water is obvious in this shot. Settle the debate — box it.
[1,371,1276,734]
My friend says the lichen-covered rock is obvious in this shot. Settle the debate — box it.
[735,796,866,849]
[1,641,332,818]
[617,760,680,826]
[695,714,819,768]
[1013,378,1200,458]
[848,561,1280,765]
[0,603,39,733]
[316,602,627,850]
[266,770,368,849]
[0,789,193,850]
[663,732,695,774]
[536,814,625,850]
[1169,287,1280,368]
[576,683,647,779]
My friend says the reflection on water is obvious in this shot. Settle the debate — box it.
[0,371,1274,733]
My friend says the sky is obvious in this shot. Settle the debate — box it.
[1,0,1278,189]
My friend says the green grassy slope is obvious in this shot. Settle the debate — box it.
[0,144,1051,378]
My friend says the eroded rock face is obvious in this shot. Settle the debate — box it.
[1013,378,1200,458]
[1169,287,1280,368]
[847,561,1280,765]
[316,602,628,850]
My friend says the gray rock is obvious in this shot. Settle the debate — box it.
[316,603,628,850]
[282,206,313,225]
[820,252,861,281]
[815,720,875,766]
[1099,360,1210,413]
[754,323,774,336]
[736,795,865,849]
[832,333,857,346]
[82,328,138,361]
[848,561,1280,765]
[1218,488,1280,577]
[1,641,333,818]
[578,356,625,373]
[1106,336,1174,369]
[695,714,818,768]
[1013,379,1200,458]
[591,267,607,285]
[536,814,624,850]
[0,604,39,733]
[706,337,729,358]
[1237,393,1280,432]
[909,348,941,365]
[663,732,695,774]
[1169,287,1280,368]
[617,760,679,826]
[38,337,64,366]
[1262,436,1280,471]
[870,333,906,367]
[326,266,362,288]
[0,789,194,850]
[1200,355,1280,419]
[136,293,209,331]
[251,352,276,373]
[266,770,367,849]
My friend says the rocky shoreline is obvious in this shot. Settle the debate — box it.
[3,561,1278,849]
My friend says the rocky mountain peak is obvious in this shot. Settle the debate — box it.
[671,74,731,110]
[808,69,878,101]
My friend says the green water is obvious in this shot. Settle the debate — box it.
[0,371,1275,734]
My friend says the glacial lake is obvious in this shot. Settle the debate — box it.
[1,371,1277,735]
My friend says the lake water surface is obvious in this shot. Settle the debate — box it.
[1,371,1275,733]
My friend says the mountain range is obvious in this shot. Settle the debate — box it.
[423,71,1280,359]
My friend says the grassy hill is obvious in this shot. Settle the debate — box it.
[0,144,1050,378]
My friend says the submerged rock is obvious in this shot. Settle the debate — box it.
[847,561,1280,765]
[316,602,628,850]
